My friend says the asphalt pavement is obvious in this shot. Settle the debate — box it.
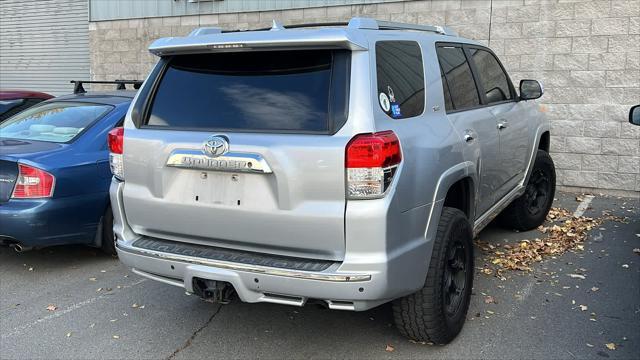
[1,191,638,359]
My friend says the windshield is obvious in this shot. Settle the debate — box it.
[146,49,350,133]
[0,102,113,143]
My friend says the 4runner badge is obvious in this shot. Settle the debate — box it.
[203,136,229,158]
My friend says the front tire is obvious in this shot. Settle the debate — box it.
[100,206,117,256]
[392,207,474,345]
[499,150,556,231]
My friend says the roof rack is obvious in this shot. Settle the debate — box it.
[70,80,143,94]
[347,17,458,36]
[189,17,457,37]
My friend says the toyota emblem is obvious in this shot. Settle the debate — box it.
[202,136,229,157]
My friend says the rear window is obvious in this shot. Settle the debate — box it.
[0,101,112,143]
[145,50,350,133]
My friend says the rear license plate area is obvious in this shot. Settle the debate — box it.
[193,172,245,206]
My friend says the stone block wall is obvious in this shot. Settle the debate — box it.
[89,0,640,192]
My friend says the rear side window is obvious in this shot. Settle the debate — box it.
[375,41,425,119]
[146,50,350,133]
[468,48,513,104]
[436,46,480,112]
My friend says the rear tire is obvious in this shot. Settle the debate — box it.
[499,150,556,231]
[392,207,474,345]
[100,206,117,256]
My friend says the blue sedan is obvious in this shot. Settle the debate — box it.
[0,88,135,254]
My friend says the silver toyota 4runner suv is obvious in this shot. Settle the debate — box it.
[109,17,555,344]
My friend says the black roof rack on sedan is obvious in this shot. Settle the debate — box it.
[71,80,143,94]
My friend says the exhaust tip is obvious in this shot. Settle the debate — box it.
[11,244,33,253]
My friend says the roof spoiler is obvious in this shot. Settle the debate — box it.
[71,80,143,94]
[149,17,457,56]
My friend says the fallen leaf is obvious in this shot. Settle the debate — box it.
[591,287,599,292]
[89,277,97,281]
[486,310,495,315]
[568,274,586,280]
[605,343,616,350]
[96,288,103,292]
[131,303,139,308]
[113,335,120,340]
[46,304,57,312]
[477,208,622,273]
[385,344,395,352]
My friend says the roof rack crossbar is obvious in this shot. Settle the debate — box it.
[70,80,143,94]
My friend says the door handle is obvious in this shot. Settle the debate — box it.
[497,122,508,130]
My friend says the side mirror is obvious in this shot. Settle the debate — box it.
[629,105,640,126]
[519,79,543,101]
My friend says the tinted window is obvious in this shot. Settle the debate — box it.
[0,102,112,143]
[469,48,513,104]
[0,99,25,114]
[376,41,424,119]
[0,98,47,122]
[440,69,454,112]
[147,50,349,133]
[436,46,480,111]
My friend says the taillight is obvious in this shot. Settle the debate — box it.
[11,164,55,199]
[346,131,402,199]
[108,127,124,180]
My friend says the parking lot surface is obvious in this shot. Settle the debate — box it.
[1,191,638,359]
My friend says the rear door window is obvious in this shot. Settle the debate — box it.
[375,41,425,119]
[145,49,350,133]
[468,48,513,104]
[436,45,481,112]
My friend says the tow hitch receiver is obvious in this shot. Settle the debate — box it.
[192,278,235,304]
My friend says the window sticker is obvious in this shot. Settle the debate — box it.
[387,86,396,103]
[387,86,402,118]
[379,92,391,112]
[391,104,402,117]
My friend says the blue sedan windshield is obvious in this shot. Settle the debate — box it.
[0,101,113,143]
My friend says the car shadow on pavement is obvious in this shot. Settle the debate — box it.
[0,244,117,272]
